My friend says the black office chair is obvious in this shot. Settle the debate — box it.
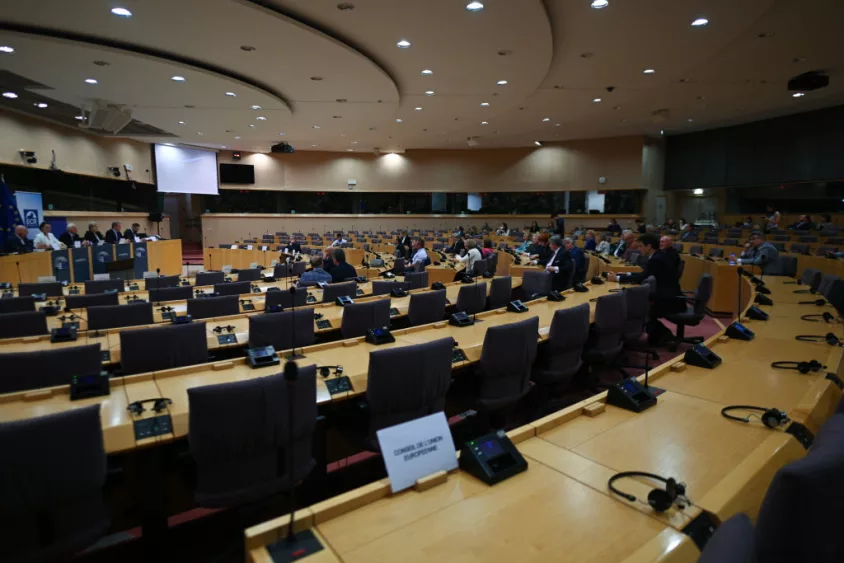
[0,295,35,314]
[291,262,307,276]
[0,405,109,562]
[522,270,552,298]
[472,259,488,277]
[273,264,289,279]
[372,280,411,296]
[456,281,487,315]
[778,255,798,278]
[323,281,356,303]
[392,258,405,274]
[341,299,391,338]
[818,274,840,299]
[533,303,589,398]
[249,309,315,351]
[88,302,154,331]
[148,286,194,303]
[214,281,251,297]
[689,245,704,255]
[0,311,48,339]
[236,268,262,282]
[798,268,823,291]
[365,338,452,449]
[619,284,659,365]
[772,234,791,242]
[405,271,428,290]
[188,368,317,508]
[708,248,724,258]
[789,243,810,255]
[0,344,102,394]
[475,316,539,428]
[120,322,209,375]
[697,513,755,563]
[408,289,447,327]
[144,275,180,290]
[722,238,739,246]
[486,253,498,275]
[195,271,225,287]
[265,287,308,309]
[582,292,629,384]
[486,276,512,310]
[187,295,240,320]
[799,235,819,243]
[18,282,63,297]
[64,292,120,310]
[663,274,713,352]
[84,279,124,295]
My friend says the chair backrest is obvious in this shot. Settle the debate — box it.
[236,268,262,282]
[697,513,756,563]
[818,274,840,299]
[188,368,317,508]
[0,295,35,314]
[144,275,180,290]
[487,276,512,310]
[689,245,703,255]
[291,262,307,276]
[392,258,405,273]
[789,243,809,255]
[0,311,48,339]
[778,255,798,277]
[0,344,102,394]
[672,243,683,252]
[408,289,447,326]
[545,303,590,383]
[405,271,428,290]
[477,316,539,411]
[323,281,356,303]
[88,302,154,331]
[622,285,652,342]
[722,238,738,246]
[64,292,120,310]
[0,405,108,562]
[591,292,627,355]
[522,270,552,297]
[195,271,225,287]
[265,287,308,309]
[799,268,823,291]
[340,299,391,338]
[213,280,251,297]
[273,264,289,279]
[771,242,786,252]
[798,235,818,243]
[708,247,724,257]
[17,282,63,297]
[248,309,315,350]
[187,295,240,320]
[372,280,411,296]
[84,279,124,295]
[487,252,498,274]
[120,322,209,375]
[456,281,488,314]
[817,246,838,257]
[366,338,453,444]
[772,234,790,241]
[692,273,714,315]
[472,259,488,276]
[148,285,194,303]
[754,414,844,563]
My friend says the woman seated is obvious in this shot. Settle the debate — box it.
[584,229,597,251]
[596,234,612,254]
[481,239,496,258]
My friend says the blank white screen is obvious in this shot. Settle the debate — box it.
[154,144,219,195]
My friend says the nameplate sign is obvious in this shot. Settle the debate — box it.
[247,245,253,250]
[377,412,458,493]
[231,245,237,250]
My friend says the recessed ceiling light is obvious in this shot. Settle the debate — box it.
[235,136,241,139]
[542,117,551,122]
[480,102,490,107]
[425,90,434,96]
[251,105,262,111]
[256,116,267,121]
[171,76,186,82]
[534,141,542,146]
[0,46,14,54]
[337,2,355,11]
[75,115,85,121]
[415,107,423,111]
[225,92,236,97]
[660,130,665,135]
[85,78,98,84]
[34,102,48,108]
[687,118,694,122]
[554,123,561,127]
[496,80,508,86]
[691,18,708,27]
[612,105,621,110]
[312,144,318,147]
[793,57,807,63]
[333,115,343,119]
[111,7,132,17]
[396,118,403,123]
[497,50,512,56]
[249,124,255,128]
[593,98,602,103]
[591,0,609,9]
[421,69,433,75]
[313,125,321,129]
[466,1,484,11]
[347,149,354,152]
[397,39,411,48]
[481,121,488,125]
[580,52,594,59]
[793,92,805,98]
[178,121,185,125]
[351,141,359,144]
[643,69,656,74]
[2,92,17,99]
[197,132,203,135]
[240,45,256,52]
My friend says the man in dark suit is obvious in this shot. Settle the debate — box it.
[611,230,633,259]
[545,235,573,291]
[563,237,586,284]
[123,223,144,242]
[396,230,412,259]
[104,222,123,244]
[553,212,566,237]
[4,225,33,254]
[450,233,466,256]
[283,240,302,254]
[610,233,685,340]
[659,235,681,274]
[329,248,357,283]
[530,233,553,266]
[59,223,83,248]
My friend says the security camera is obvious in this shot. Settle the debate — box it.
[606,86,616,93]
[19,150,37,164]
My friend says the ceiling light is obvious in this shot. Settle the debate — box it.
[591,0,609,9]
[256,116,267,121]
[251,105,261,110]
[534,141,542,146]
[793,92,805,98]
[660,130,665,135]
[85,78,98,84]
[397,40,411,48]
[415,107,423,111]
[542,117,551,122]
[111,7,132,17]
[34,102,48,108]
[75,115,85,121]
[2,92,17,99]
[313,125,321,129]
[693,188,704,195]
[178,121,185,124]
[249,124,255,128]
[278,133,285,136]
[171,76,186,82]
[425,90,434,96]
[225,92,236,97]
[593,98,602,103]
[480,102,489,107]
[197,132,203,136]
[347,149,354,152]
[396,118,403,123]
[554,123,561,127]
[421,69,433,75]
[481,121,488,125]
[0,46,14,54]
[643,69,655,74]
[687,118,694,122]
[235,136,241,139]
[466,1,484,11]
[312,144,318,147]
[691,18,708,27]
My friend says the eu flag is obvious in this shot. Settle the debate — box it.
[0,174,23,239]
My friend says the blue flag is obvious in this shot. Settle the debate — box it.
[0,175,23,239]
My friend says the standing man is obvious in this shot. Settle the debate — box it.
[545,235,573,291]
[105,222,123,244]
[396,230,412,259]
[4,225,32,254]
[563,237,586,284]
[59,223,83,248]
[553,212,566,237]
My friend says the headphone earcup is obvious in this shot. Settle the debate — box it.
[762,410,781,428]
[647,489,674,513]
[797,362,810,374]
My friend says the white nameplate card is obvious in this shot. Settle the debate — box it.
[247,245,253,250]
[261,246,268,251]
[376,412,458,493]
[230,245,237,250]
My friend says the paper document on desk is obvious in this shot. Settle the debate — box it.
[377,412,458,493]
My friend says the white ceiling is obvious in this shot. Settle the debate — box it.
[1,0,843,153]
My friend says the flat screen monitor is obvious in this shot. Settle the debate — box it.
[220,163,255,184]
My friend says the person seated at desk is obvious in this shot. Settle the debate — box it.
[608,233,685,343]
[4,225,33,254]
[596,234,612,254]
[679,223,697,242]
[607,218,622,235]
[330,233,347,248]
[282,240,302,255]
[817,213,834,232]
[453,238,482,275]
[329,248,356,283]
[33,222,64,251]
[530,233,552,265]
[740,216,755,228]
[481,238,496,258]
[449,232,466,256]
[543,235,573,290]
[123,223,145,242]
[322,248,335,273]
[104,222,123,244]
[584,229,597,251]
[790,214,815,231]
[516,233,537,254]
[611,230,634,259]
[408,238,429,270]
[495,222,509,236]
[659,235,681,274]
[635,218,647,234]
[59,223,84,248]
[84,222,105,245]
[563,237,585,284]
[664,218,677,231]
[732,231,782,275]
[528,221,540,234]
[299,255,332,284]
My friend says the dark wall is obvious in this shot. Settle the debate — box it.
[665,105,844,190]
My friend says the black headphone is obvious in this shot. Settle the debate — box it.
[721,405,790,428]
[801,312,835,323]
[127,398,172,416]
[771,359,825,374]
[573,283,589,293]
[590,276,605,285]
[607,472,689,513]
[318,365,343,378]
[212,325,236,334]
[795,333,841,346]
[798,299,828,306]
